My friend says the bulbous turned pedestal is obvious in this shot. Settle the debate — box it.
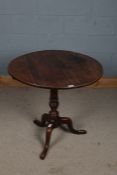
[34,89,87,159]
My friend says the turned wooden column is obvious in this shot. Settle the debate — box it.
[49,89,59,119]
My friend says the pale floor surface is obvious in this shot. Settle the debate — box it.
[0,87,117,175]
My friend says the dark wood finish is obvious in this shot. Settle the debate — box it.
[8,50,103,160]
[34,89,87,159]
[8,50,103,89]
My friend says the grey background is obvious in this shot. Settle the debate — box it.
[0,0,117,76]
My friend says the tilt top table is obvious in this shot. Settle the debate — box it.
[8,50,103,159]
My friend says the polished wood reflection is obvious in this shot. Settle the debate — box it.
[8,50,103,89]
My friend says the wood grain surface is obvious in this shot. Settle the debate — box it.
[8,50,103,89]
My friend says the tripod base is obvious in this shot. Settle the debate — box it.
[34,89,87,160]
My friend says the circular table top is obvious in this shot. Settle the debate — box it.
[8,50,103,89]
